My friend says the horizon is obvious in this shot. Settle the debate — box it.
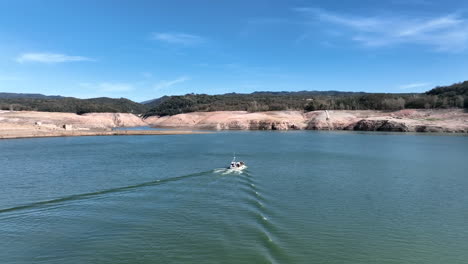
[1,87,438,103]
[1,0,468,101]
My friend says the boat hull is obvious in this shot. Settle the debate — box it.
[227,165,247,171]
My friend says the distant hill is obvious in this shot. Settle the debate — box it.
[0,92,63,99]
[426,81,468,97]
[0,97,148,114]
[250,90,368,96]
[141,91,392,117]
[141,96,170,108]
[143,85,467,117]
[2,81,467,116]
[141,91,368,111]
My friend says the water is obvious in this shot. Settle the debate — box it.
[1,131,467,263]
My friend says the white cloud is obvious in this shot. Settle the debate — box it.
[398,82,431,90]
[16,52,94,63]
[151,32,205,45]
[154,76,190,90]
[294,8,468,51]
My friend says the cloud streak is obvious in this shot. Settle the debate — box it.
[16,52,94,63]
[154,76,190,90]
[152,32,205,45]
[294,8,468,51]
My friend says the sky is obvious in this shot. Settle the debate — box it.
[1,0,468,102]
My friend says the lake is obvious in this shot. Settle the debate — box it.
[1,131,467,263]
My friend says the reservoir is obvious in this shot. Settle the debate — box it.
[1,131,467,263]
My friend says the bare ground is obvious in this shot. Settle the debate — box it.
[0,111,203,139]
[146,109,468,133]
[1,109,466,139]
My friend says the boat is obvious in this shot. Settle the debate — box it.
[228,155,246,171]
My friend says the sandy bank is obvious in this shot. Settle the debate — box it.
[147,109,468,133]
[0,111,147,129]
[1,109,466,137]
[0,111,205,139]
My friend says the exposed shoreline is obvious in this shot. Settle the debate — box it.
[0,111,206,140]
[1,109,467,139]
[146,109,468,133]
[0,129,206,140]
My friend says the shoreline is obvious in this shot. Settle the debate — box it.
[147,109,468,133]
[1,109,466,139]
[0,129,208,140]
[2,127,466,140]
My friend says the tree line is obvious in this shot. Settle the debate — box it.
[144,82,468,117]
[1,81,466,116]
[0,97,148,114]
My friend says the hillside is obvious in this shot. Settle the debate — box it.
[426,81,468,97]
[141,95,170,108]
[0,97,148,114]
[143,85,467,117]
[1,81,467,116]
[0,92,63,99]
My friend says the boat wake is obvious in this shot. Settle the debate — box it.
[234,169,290,263]
[0,170,213,215]
[1,167,250,215]
[213,167,248,175]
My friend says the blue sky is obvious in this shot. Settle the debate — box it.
[1,0,468,101]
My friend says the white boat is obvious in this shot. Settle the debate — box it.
[228,156,246,171]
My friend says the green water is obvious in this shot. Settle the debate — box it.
[1,131,467,263]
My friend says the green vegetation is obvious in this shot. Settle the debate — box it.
[1,81,467,116]
[426,81,468,97]
[426,81,468,108]
[0,97,148,114]
[144,82,467,117]
[0,92,63,99]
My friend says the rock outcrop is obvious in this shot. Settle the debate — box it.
[305,111,358,130]
[147,109,468,133]
[80,113,146,128]
[353,120,409,132]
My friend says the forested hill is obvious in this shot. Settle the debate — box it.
[0,92,63,99]
[143,83,468,117]
[426,81,468,97]
[1,81,467,116]
[0,97,148,114]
